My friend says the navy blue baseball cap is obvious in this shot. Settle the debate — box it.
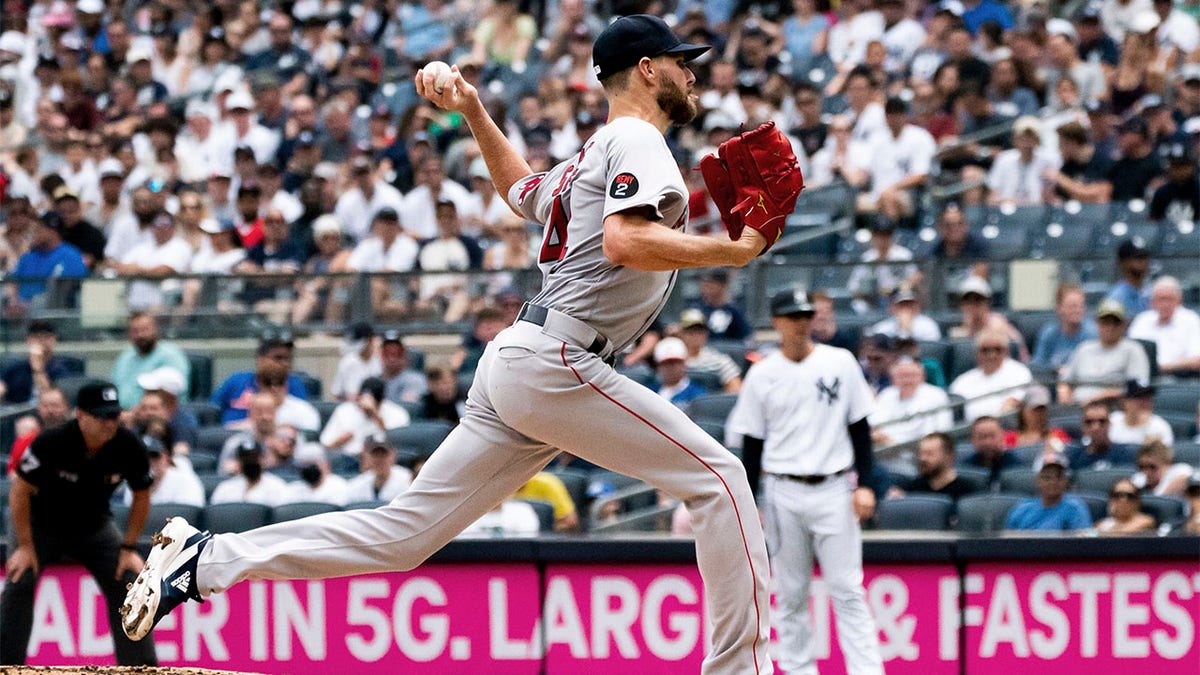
[771,288,816,316]
[592,15,710,80]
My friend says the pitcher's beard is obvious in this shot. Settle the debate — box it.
[658,77,698,126]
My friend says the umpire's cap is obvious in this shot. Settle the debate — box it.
[771,288,816,316]
[77,380,123,419]
[592,15,710,80]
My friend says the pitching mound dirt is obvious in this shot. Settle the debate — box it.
[0,662,265,667]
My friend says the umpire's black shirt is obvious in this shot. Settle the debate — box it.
[16,421,152,533]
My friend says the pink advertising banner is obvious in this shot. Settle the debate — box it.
[963,561,1200,675]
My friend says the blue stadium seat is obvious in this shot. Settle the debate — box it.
[517,499,555,532]
[1093,219,1161,255]
[874,495,954,530]
[956,494,1025,533]
[188,452,219,474]
[293,371,323,399]
[1029,221,1096,259]
[185,351,214,400]
[999,468,1038,495]
[1159,220,1200,257]
[386,420,454,456]
[955,466,992,494]
[685,394,738,424]
[203,502,271,533]
[271,502,341,524]
[182,401,222,427]
[196,426,240,455]
[1173,442,1200,467]
[1073,492,1108,522]
[199,473,226,501]
[344,501,385,511]
[313,400,341,427]
[1140,495,1187,526]
[140,503,204,540]
[545,469,589,514]
[1073,468,1134,494]
[1155,385,1200,416]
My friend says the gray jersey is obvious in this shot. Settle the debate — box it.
[507,117,689,352]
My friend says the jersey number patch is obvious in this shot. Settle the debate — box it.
[539,195,569,263]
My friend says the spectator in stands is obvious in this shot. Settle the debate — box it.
[963,416,1023,485]
[1131,439,1194,497]
[1058,299,1151,404]
[1066,401,1139,469]
[236,206,305,276]
[1184,477,1200,534]
[1045,122,1114,204]
[1108,116,1165,202]
[1112,381,1175,446]
[289,215,351,325]
[211,332,308,425]
[848,219,918,312]
[110,212,193,311]
[922,204,989,271]
[1129,276,1200,374]
[810,291,859,352]
[402,157,475,241]
[0,320,71,404]
[1031,283,1098,371]
[895,336,948,387]
[1106,239,1153,318]
[1149,143,1200,221]
[345,207,419,319]
[110,312,191,409]
[3,212,87,319]
[132,367,197,457]
[380,330,428,404]
[6,415,41,476]
[987,57,1039,118]
[950,328,1032,421]
[218,392,281,474]
[870,285,941,341]
[855,97,936,226]
[950,276,1027,356]
[987,116,1061,206]
[1044,19,1106,107]
[483,212,534,272]
[262,425,303,477]
[283,442,348,506]
[1006,452,1092,531]
[258,367,320,433]
[52,186,107,269]
[8,388,70,472]
[422,366,466,426]
[859,333,897,393]
[650,337,708,410]
[345,434,413,504]
[692,269,751,341]
[870,358,953,446]
[321,377,410,457]
[451,306,509,375]
[0,195,36,276]
[901,432,976,500]
[677,308,742,393]
[210,439,289,506]
[334,156,405,242]
[126,431,204,507]
[807,114,869,190]
[515,472,580,533]
[1007,385,1068,452]
[1095,477,1157,534]
[331,322,383,401]
[416,200,484,321]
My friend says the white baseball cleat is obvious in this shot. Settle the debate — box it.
[120,517,212,640]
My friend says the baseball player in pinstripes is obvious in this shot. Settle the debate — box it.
[728,289,884,675]
[121,15,775,674]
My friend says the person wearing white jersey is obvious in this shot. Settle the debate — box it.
[728,288,883,675]
[122,15,774,675]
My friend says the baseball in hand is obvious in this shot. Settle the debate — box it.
[423,61,453,94]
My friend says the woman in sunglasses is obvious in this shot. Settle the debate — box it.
[1095,478,1156,535]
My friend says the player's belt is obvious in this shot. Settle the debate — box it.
[517,303,612,360]
[773,468,850,485]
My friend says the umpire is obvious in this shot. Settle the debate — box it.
[1,380,157,665]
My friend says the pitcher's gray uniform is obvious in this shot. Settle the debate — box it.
[728,343,883,675]
[177,110,771,672]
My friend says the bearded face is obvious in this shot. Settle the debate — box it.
[656,69,698,126]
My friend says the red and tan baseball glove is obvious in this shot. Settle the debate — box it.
[699,121,805,254]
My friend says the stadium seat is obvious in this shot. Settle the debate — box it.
[1140,495,1187,526]
[956,494,1025,533]
[1073,492,1108,523]
[999,468,1038,495]
[795,181,855,221]
[616,363,656,388]
[1073,468,1135,494]
[545,469,589,514]
[272,501,341,524]
[293,371,323,399]
[517,499,555,532]
[1161,413,1197,440]
[874,495,954,530]
[1133,339,1159,380]
[313,400,341,427]
[686,394,738,424]
[686,368,725,392]
[188,452,219,474]
[1029,222,1095,259]
[977,219,1031,260]
[184,351,214,400]
[955,466,992,494]
[696,420,725,443]
[386,420,453,456]
[203,502,271,533]
[181,401,222,427]
[199,473,226,501]
[344,501,385,511]
[1155,385,1200,416]
[707,340,750,374]
[1173,442,1200,467]
[587,470,644,490]
[1010,444,1045,466]
[1093,219,1161,255]
[398,399,425,420]
[1159,220,1200,257]
[140,503,204,540]
[327,452,360,477]
[196,426,240,455]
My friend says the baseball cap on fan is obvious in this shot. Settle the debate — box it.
[771,288,816,316]
[591,14,710,80]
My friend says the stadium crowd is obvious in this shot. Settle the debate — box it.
[1,0,1200,537]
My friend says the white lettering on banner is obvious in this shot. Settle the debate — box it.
[1112,573,1151,658]
[1067,573,1109,658]
[541,576,589,658]
[273,581,327,660]
[980,574,1029,658]
[249,582,268,660]
[392,577,449,662]
[155,612,180,661]
[488,578,532,660]
[870,575,918,661]
[345,579,391,662]
[78,577,109,656]
[28,577,75,657]
[1151,572,1194,659]
[183,591,229,661]
[642,575,700,661]
[591,576,641,659]
[1028,573,1069,659]
[938,576,961,660]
